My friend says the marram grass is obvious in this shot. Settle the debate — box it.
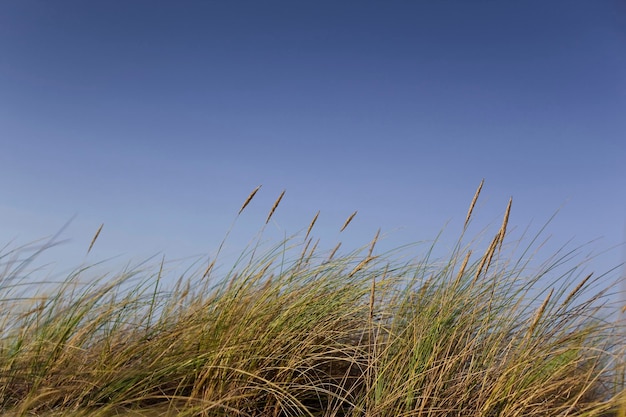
[1,184,624,417]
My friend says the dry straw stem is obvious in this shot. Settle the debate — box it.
[299,237,313,264]
[204,185,263,281]
[239,185,262,215]
[266,189,285,224]
[369,274,376,322]
[307,238,319,261]
[87,223,104,254]
[340,211,358,232]
[295,237,320,271]
[296,236,320,270]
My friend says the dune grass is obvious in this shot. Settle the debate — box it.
[1,184,624,416]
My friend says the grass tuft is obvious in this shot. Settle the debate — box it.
[1,185,624,416]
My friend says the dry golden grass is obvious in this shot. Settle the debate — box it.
[1,183,624,416]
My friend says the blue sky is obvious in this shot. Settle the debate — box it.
[1,1,624,291]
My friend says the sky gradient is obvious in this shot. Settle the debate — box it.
[1,2,625,292]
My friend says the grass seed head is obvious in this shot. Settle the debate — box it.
[87,223,104,254]
[340,211,358,232]
[497,197,512,251]
[368,228,381,258]
[465,179,484,229]
[304,210,320,242]
[328,242,342,262]
[266,189,286,224]
[239,184,262,215]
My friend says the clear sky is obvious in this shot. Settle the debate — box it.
[1,2,624,291]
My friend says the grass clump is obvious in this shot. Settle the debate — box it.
[0,183,624,416]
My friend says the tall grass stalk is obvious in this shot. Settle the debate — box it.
[0,185,624,416]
